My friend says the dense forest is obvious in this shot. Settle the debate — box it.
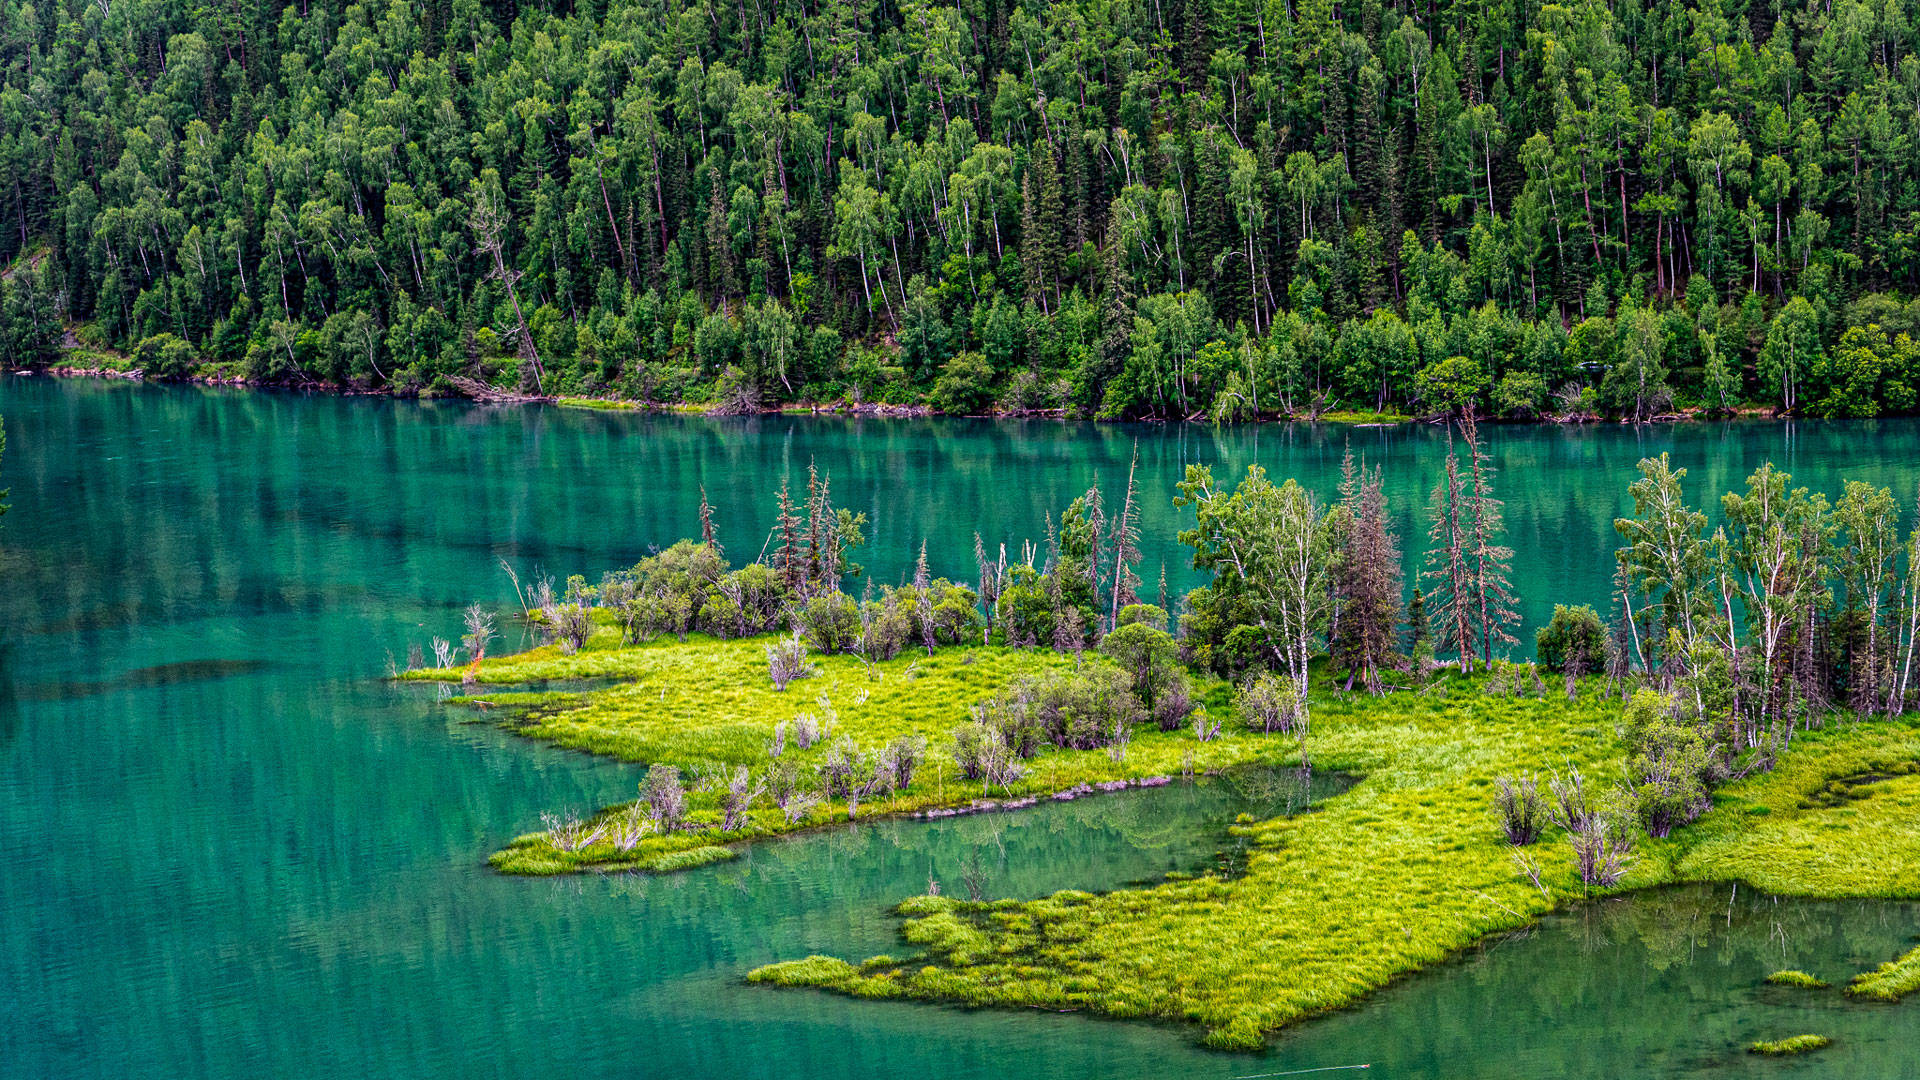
[3,0,1920,419]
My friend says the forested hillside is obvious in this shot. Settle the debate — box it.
[3,0,1920,418]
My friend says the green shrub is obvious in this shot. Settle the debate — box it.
[1535,604,1607,672]
[929,351,997,415]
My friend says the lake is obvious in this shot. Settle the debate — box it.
[3,374,1915,1078]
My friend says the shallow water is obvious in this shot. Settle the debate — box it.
[3,375,1916,1078]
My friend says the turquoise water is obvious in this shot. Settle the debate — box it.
[3,375,1916,1078]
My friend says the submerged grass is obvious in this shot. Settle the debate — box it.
[1748,1034,1831,1056]
[1846,944,1920,1002]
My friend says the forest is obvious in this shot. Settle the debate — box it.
[4,0,1920,419]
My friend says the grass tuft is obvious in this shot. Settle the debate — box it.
[1845,944,1920,1002]
[1763,969,1828,989]
[1747,1034,1830,1056]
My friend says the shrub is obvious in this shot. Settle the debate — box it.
[877,735,927,791]
[1236,671,1304,734]
[641,764,686,831]
[720,766,761,831]
[988,664,1144,750]
[818,736,872,799]
[1548,766,1594,832]
[856,593,912,662]
[766,634,816,690]
[929,350,997,414]
[607,808,652,852]
[1494,774,1548,845]
[951,720,1027,792]
[795,592,862,653]
[1492,369,1549,419]
[1099,621,1188,728]
[1536,604,1607,673]
[1571,812,1632,887]
[543,602,593,654]
[1621,690,1712,837]
[540,810,606,853]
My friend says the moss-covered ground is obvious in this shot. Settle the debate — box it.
[411,624,1920,1048]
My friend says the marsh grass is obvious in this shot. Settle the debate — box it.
[1747,1034,1831,1055]
[751,690,1920,1049]
[412,633,1297,874]
[1846,944,1920,1002]
[1763,969,1829,989]
[418,629,1920,1049]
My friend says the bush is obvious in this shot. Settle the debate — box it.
[1571,812,1633,886]
[1492,369,1549,419]
[1621,690,1713,837]
[641,765,686,831]
[766,634,816,690]
[1099,621,1188,728]
[973,664,1144,752]
[1536,604,1607,673]
[1236,671,1304,734]
[856,593,912,661]
[795,592,862,653]
[543,602,593,654]
[1494,774,1548,845]
[929,351,997,414]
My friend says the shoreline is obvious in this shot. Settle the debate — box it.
[12,360,1786,427]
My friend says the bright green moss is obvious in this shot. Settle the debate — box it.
[1748,1034,1830,1056]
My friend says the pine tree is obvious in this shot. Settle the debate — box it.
[773,476,805,595]
[1424,425,1479,673]
[1107,443,1144,628]
[1332,447,1402,692]
[1461,417,1520,661]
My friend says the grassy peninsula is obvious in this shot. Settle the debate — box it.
[404,438,1920,1050]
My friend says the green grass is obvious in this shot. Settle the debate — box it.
[750,698,1920,1049]
[555,396,640,411]
[1748,1034,1831,1056]
[1764,969,1829,989]
[409,628,1297,875]
[1314,408,1413,425]
[1846,944,1920,1002]
[1670,726,1920,897]
[415,628,1920,1048]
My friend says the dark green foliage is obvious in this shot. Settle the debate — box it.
[1099,621,1192,730]
[11,0,1920,418]
[1535,605,1607,673]
[1622,691,1713,838]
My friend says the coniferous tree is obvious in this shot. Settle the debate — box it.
[1331,448,1402,692]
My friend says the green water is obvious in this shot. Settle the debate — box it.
[3,375,1917,1078]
